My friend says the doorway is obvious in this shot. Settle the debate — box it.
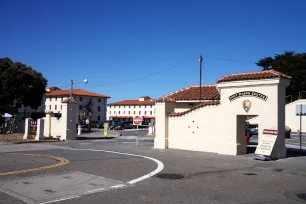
[236,115,259,154]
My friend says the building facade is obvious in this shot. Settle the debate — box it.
[45,89,110,123]
[107,96,155,123]
[154,69,291,159]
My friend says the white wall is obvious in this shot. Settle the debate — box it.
[45,96,108,123]
[44,102,77,141]
[247,99,306,133]
[156,78,290,159]
[107,104,155,119]
[285,99,306,132]
[168,105,222,152]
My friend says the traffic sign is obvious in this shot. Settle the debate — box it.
[133,116,142,125]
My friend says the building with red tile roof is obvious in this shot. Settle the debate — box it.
[107,96,155,123]
[45,88,110,124]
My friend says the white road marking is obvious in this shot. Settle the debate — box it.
[40,195,81,204]
[39,148,164,204]
[85,188,105,194]
[78,143,90,145]
[110,184,126,188]
[70,148,164,184]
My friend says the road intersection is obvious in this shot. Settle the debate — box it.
[1,136,306,204]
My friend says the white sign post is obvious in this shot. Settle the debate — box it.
[133,116,142,146]
[255,129,278,159]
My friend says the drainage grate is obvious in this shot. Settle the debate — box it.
[156,173,184,180]
[273,168,284,172]
[297,193,306,201]
[243,173,257,176]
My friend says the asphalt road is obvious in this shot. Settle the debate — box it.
[1,139,306,204]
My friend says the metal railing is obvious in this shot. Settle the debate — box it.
[286,91,306,104]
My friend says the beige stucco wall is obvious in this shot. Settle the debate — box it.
[155,78,290,159]
[168,105,223,152]
[44,102,77,141]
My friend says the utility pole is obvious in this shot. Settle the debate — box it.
[70,79,73,98]
[199,53,203,103]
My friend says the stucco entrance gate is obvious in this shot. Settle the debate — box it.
[154,70,291,159]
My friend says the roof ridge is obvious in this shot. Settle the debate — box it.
[168,100,220,117]
[161,84,215,99]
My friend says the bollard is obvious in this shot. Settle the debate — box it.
[78,125,82,136]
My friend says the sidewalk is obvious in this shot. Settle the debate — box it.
[77,129,120,139]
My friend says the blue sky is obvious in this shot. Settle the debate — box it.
[1,0,306,102]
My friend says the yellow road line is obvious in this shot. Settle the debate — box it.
[0,153,69,176]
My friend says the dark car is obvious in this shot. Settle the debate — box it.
[247,124,258,136]
[246,123,291,138]
[110,121,133,130]
[285,126,291,138]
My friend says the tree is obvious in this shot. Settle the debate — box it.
[0,57,48,114]
[256,51,306,97]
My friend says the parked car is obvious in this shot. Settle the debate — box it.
[246,123,291,138]
[247,124,258,136]
[110,121,133,130]
[285,126,291,138]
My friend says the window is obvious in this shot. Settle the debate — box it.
[61,97,63,101]
[98,98,101,103]
[80,97,83,102]
[114,111,116,114]
[134,111,136,114]
[139,105,141,108]
[129,105,130,108]
[150,111,152,115]
[49,105,51,110]
[119,106,121,108]
[55,97,57,101]
[50,98,52,102]
[129,111,130,114]
[109,105,111,108]
[145,105,147,108]
[79,105,82,110]
[123,111,125,114]
[134,105,136,108]
[97,116,100,121]
[139,111,141,114]
[109,111,111,114]
[119,111,120,114]
[144,111,147,115]
[98,106,101,112]
[151,105,152,108]
[55,105,57,110]
[61,105,62,110]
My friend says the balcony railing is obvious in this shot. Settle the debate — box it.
[286,91,306,104]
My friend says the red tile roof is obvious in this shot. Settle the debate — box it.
[109,99,155,105]
[45,89,110,98]
[168,101,220,117]
[216,69,291,83]
[159,85,220,102]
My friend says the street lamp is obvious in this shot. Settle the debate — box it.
[70,79,88,98]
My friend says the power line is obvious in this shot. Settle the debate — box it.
[91,55,255,88]
[93,57,193,87]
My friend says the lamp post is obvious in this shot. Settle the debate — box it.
[198,53,203,103]
[70,79,88,98]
